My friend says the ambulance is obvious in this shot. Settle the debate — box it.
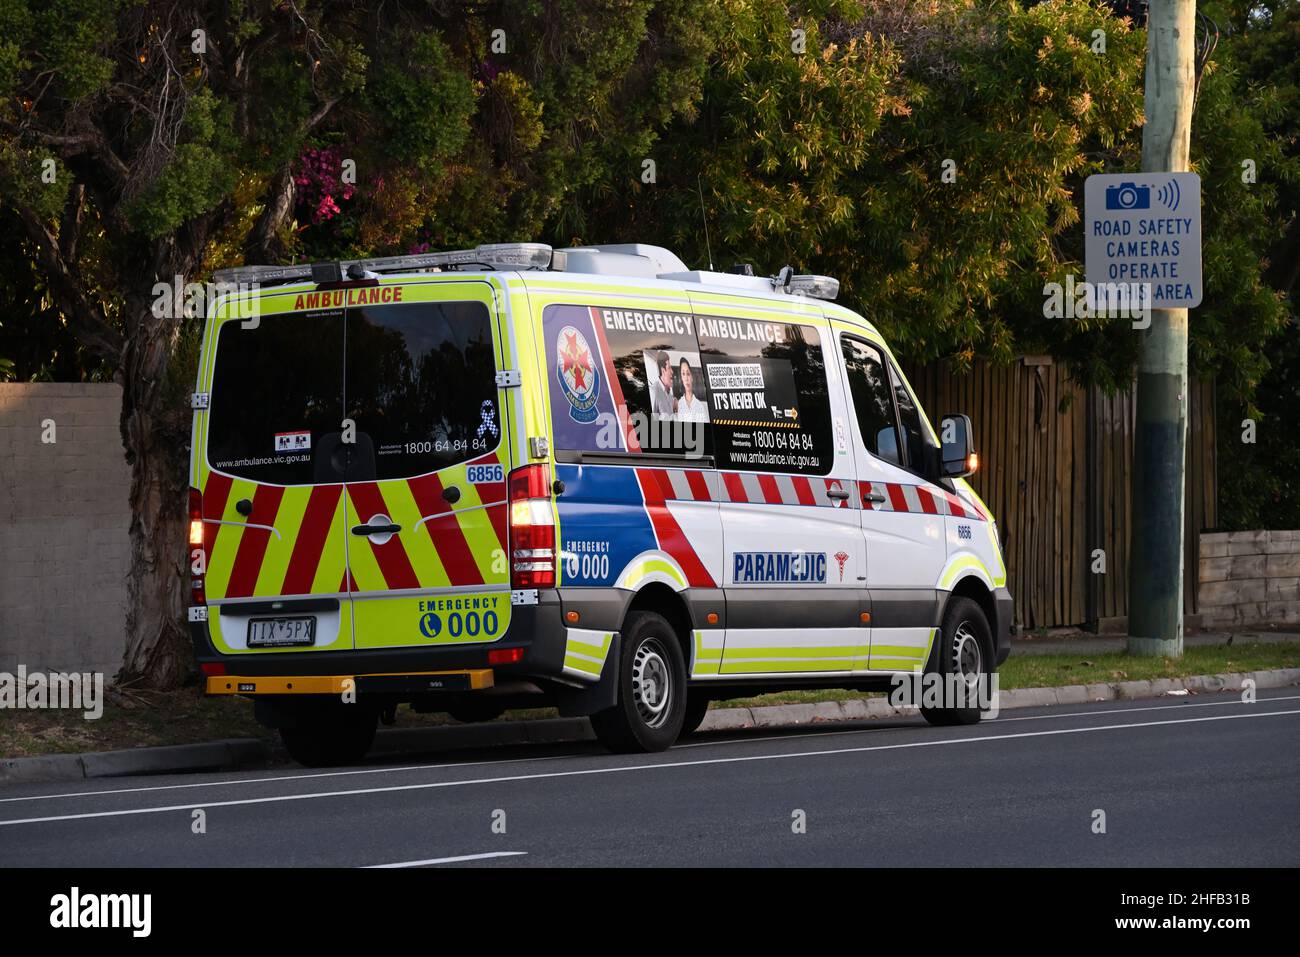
[190,243,1012,766]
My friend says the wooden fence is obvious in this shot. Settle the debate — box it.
[902,358,1217,631]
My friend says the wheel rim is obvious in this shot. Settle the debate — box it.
[952,622,983,688]
[632,637,673,729]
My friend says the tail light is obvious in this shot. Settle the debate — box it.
[188,486,206,605]
[488,647,525,666]
[508,464,555,589]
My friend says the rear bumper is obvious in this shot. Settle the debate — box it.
[191,590,570,685]
[993,586,1014,667]
[205,670,495,695]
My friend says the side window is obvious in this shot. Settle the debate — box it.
[544,303,710,458]
[696,315,833,476]
[841,337,901,466]
[891,370,932,476]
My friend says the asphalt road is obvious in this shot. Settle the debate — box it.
[2,690,1298,867]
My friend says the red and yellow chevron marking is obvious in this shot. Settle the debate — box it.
[200,449,511,603]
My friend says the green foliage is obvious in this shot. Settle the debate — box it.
[32,0,115,101]
[1218,328,1300,530]
[364,31,473,175]
[126,90,239,238]
[1206,0,1300,530]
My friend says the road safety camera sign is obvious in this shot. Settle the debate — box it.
[1084,172,1202,310]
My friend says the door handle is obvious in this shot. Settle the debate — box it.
[441,485,461,504]
[863,491,887,504]
[352,523,401,536]
[826,485,851,500]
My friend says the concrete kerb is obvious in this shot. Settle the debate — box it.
[3,668,1299,785]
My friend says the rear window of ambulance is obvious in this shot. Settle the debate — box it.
[206,309,344,486]
[345,300,500,479]
[206,300,499,485]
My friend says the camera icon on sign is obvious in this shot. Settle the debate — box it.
[1105,182,1150,210]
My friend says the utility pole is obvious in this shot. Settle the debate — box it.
[1128,0,1197,657]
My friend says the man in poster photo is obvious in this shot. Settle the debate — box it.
[649,350,677,416]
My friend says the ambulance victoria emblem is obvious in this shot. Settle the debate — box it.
[556,326,601,423]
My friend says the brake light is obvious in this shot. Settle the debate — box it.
[488,647,525,666]
[200,662,227,677]
[508,464,555,589]
[189,487,206,605]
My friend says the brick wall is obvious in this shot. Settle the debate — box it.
[0,383,131,677]
[1199,531,1300,628]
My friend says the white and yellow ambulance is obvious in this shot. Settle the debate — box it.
[190,243,1011,765]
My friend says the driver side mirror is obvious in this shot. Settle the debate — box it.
[939,414,978,478]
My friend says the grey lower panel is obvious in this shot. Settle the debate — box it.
[557,585,942,633]
[557,587,726,631]
[868,589,943,629]
[725,587,866,630]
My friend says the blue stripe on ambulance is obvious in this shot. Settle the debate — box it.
[555,464,657,586]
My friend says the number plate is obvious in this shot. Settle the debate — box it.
[247,616,317,648]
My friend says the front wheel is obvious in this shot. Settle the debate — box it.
[920,596,993,728]
[590,611,687,753]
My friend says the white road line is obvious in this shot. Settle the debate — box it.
[364,851,527,868]
[5,691,1296,805]
[1,707,1295,828]
[0,750,586,805]
[679,692,1300,746]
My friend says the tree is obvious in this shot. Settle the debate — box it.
[578,0,1291,395]
[0,0,717,687]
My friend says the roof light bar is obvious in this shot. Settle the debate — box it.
[213,242,555,286]
[784,275,840,300]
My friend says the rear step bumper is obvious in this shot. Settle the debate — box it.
[191,590,568,682]
[206,670,495,696]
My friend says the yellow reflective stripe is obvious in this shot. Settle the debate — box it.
[452,481,508,584]
[693,631,721,676]
[310,492,348,593]
[720,645,869,659]
[343,489,391,591]
[252,486,309,595]
[620,558,686,589]
[203,477,258,593]
[563,655,604,675]
[564,631,613,679]
[939,555,989,590]
[869,645,929,658]
[719,659,854,674]
[693,643,722,661]
[385,483,453,589]
[567,638,610,658]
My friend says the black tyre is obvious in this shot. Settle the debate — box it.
[920,596,993,728]
[280,707,377,767]
[680,690,711,737]
[590,611,687,753]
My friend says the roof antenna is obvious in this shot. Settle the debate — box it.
[696,175,714,271]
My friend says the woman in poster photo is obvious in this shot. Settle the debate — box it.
[675,357,708,423]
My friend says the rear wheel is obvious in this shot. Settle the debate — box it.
[920,596,993,727]
[590,611,687,753]
[280,707,377,767]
